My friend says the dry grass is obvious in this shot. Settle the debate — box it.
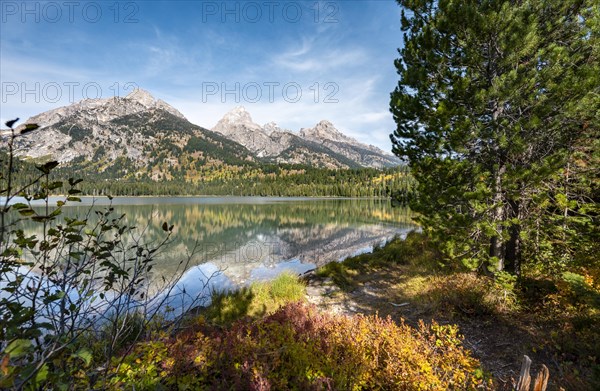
[309,232,600,390]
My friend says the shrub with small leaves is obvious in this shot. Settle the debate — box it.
[108,302,490,390]
[1,119,181,389]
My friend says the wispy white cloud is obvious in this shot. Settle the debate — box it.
[270,33,368,75]
[273,48,367,73]
[1,0,403,152]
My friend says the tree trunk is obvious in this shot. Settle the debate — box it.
[489,164,506,271]
[505,199,521,276]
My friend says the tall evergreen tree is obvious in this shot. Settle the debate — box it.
[390,0,599,275]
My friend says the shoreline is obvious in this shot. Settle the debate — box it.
[4,195,396,206]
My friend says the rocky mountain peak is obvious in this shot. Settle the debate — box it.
[212,106,262,136]
[210,107,400,168]
[224,106,253,124]
[19,88,185,132]
[124,89,186,119]
[300,120,352,144]
[314,120,343,137]
[317,119,334,127]
[125,88,156,106]
[263,121,283,135]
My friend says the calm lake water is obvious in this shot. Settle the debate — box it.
[14,197,416,308]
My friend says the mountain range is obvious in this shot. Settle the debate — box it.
[211,106,399,168]
[4,89,399,182]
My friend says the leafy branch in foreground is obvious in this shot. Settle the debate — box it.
[0,118,215,389]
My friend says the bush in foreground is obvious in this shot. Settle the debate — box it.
[107,302,489,390]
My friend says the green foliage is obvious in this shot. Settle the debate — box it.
[204,272,306,325]
[183,135,249,166]
[317,231,443,291]
[378,231,444,270]
[561,272,600,309]
[2,142,415,198]
[253,272,306,308]
[105,339,171,390]
[0,119,181,389]
[390,0,599,276]
[62,163,414,199]
[56,121,88,144]
[389,4,599,384]
[492,271,519,310]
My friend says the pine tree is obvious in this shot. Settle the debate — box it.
[390,0,599,275]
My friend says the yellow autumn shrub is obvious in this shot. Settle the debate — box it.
[106,302,489,390]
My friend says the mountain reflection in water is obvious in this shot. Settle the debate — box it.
[21,197,416,292]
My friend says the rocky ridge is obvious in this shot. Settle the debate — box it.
[4,89,400,171]
[211,106,400,168]
[4,90,254,183]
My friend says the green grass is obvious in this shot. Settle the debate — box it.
[202,272,306,325]
[253,272,306,305]
[315,230,443,291]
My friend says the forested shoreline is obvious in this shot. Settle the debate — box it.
[4,152,416,199]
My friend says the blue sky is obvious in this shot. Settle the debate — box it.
[1,1,404,151]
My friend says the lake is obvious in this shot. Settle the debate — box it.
[12,196,416,312]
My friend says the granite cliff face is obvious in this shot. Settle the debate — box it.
[299,120,400,168]
[21,89,185,132]
[212,106,280,157]
[211,106,400,168]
